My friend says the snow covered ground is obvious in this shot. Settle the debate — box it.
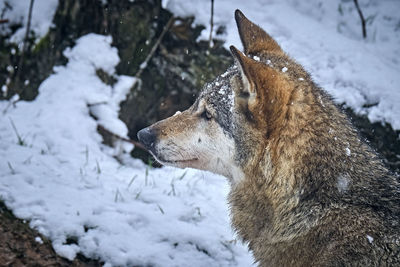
[0,0,399,266]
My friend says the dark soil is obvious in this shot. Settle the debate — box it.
[0,202,101,267]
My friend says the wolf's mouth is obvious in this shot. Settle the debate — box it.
[147,149,198,165]
[162,158,199,164]
[153,154,199,165]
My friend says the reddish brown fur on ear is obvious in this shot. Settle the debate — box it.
[230,45,257,96]
[229,46,292,129]
[229,46,252,82]
[230,45,280,98]
[235,9,282,55]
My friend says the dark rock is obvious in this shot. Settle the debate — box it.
[344,108,400,174]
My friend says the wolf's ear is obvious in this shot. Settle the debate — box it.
[230,45,284,110]
[230,45,258,99]
[235,9,282,55]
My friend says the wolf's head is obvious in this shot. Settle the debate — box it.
[138,10,312,184]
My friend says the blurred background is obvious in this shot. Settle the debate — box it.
[0,0,399,266]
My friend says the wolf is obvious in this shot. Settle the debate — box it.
[137,10,400,266]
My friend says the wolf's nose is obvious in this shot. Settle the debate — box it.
[137,127,156,150]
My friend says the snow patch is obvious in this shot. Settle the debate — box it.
[139,61,147,69]
[345,147,351,157]
[53,242,80,261]
[337,174,350,193]
[35,236,43,244]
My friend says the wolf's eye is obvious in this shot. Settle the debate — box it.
[201,109,212,120]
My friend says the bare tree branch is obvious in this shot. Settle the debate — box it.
[353,0,367,39]
[135,16,175,79]
[15,0,35,95]
[208,0,215,48]
[0,19,8,24]
[97,124,148,152]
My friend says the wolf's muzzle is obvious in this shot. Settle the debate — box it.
[137,127,156,152]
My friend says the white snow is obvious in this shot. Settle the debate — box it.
[345,147,351,156]
[35,236,44,244]
[337,175,350,193]
[6,65,14,73]
[0,34,253,266]
[367,235,374,244]
[0,0,59,42]
[165,0,400,130]
[221,71,229,78]
[139,61,148,70]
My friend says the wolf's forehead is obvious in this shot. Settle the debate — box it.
[199,66,238,109]
[196,66,238,135]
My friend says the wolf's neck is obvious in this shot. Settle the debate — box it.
[229,150,302,240]
[227,109,335,244]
